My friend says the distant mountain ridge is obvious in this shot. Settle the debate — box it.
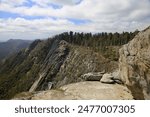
[0,39,32,60]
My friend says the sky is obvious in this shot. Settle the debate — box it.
[0,0,150,41]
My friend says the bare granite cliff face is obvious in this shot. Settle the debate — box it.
[119,26,150,99]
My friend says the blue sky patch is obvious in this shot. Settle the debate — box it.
[22,0,35,7]
[48,3,62,9]
[0,11,45,20]
[75,0,83,5]
[0,11,19,19]
[68,18,91,25]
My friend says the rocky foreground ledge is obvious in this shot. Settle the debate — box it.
[13,81,133,100]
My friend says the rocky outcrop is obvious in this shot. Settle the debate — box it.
[13,81,133,100]
[100,71,123,84]
[81,72,104,81]
[29,40,69,92]
[100,73,115,84]
[52,45,118,88]
[119,26,150,99]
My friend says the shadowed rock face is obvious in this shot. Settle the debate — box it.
[0,39,70,99]
[119,26,150,99]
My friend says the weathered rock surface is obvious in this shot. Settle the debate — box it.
[100,73,115,84]
[100,71,123,84]
[81,72,104,81]
[13,82,133,100]
[52,45,118,88]
[29,40,69,92]
[119,26,150,99]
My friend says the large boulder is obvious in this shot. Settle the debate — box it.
[13,82,133,100]
[100,73,115,84]
[100,71,123,84]
[119,26,150,99]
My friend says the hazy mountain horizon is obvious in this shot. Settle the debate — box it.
[0,39,35,42]
[0,39,32,60]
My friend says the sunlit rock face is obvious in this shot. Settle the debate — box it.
[13,82,133,100]
[119,26,150,99]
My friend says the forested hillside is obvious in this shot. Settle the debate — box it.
[54,30,139,60]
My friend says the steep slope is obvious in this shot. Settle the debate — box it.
[119,26,150,99]
[0,38,118,99]
[0,39,32,60]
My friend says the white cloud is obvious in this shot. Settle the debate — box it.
[0,17,89,40]
[0,0,150,41]
[31,0,81,7]
[0,0,27,6]
[1,0,150,20]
